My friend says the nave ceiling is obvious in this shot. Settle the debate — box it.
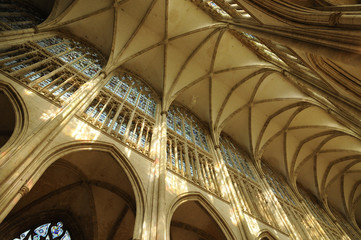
[23,0,361,228]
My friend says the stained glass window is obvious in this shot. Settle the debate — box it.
[0,1,45,31]
[81,71,157,156]
[0,35,104,105]
[219,134,255,180]
[167,106,210,152]
[104,73,157,118]
[12,222,71,240]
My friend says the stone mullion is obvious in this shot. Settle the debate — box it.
[84,95,103,121]
[204,158,216,192]
[107,99,126,134]
[0,45,37,64]
[213,146,251,239]
[208,161,219,194]
[123,92,141,140]
[135,116,146,148]
[101,101,116,130]
[6,55,40,74]
[0,72,107,223]
[232,175,250,214]
[174,137,179,172]
[51,79,77,102]
[41,73,70,93]
[9,53,47,76]
[257,176,287,231]
[22,64,54,84]
[92,94,112,124]
[166,138,173,168]
[183,143,192,179]
[143,125,151,154]
[243,181,263,220]
[130,116,140,143]
[192,150,201,183]
[114,109,128,139]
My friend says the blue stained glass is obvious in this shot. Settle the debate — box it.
[167,112,174,130]
[105,77,119,91]
[200,132,209,152]
[51,222,63,238]
[83,63,101,77]
[59,50,82,63]
[184,121,192,141]
[72,57,91,71]
[13,230,30,240]
[61,231,71,240]
[193,127,201,148]
[147,100,156,117]
[138,94,147,111]
[119,122,127,135]
[47,42,71,55]
[126,88,139,105]
[33,223,51,240]
[175,117,182,135]
[36,37,63,47]
[116,82,129,98]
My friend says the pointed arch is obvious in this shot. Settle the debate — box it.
[8,140,146,240]
[0,81,28,152]
[258,230,278,240]
[167,192,237,240]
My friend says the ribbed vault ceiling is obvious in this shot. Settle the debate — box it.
[36,0,361,228]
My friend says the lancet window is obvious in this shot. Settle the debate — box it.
[80,71,157,156]
[0,35,104,105]
[12,222,71,240]
[0,1,44,31]
[166,105,220,196]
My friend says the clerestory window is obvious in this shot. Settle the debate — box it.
[81,71,158,156]
[0,35,104,104]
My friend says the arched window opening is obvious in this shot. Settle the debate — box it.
[219,133,255,180]
[0,35,105,105]
[0,150,138,240]
[81,71,157,156]
[0,90,15,148]
[12,222,71,240]
[262,164,296,205]
[0,1,45,31]
[166,105,220,196]
[299,186,344,239]
[170,201,228,240]
[218,144,284,231]
[260,164,316,239]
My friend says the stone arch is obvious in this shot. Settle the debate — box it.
[257,230,277,240]
[167,192,237,240]
[0,81,28,151]
[2,141,146,240]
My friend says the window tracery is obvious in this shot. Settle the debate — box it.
[80,71,157,156]
[219,134,255,180]
[0,1,44,31]
[13,222,71,240]
[299,187,343,239]
[0,35,104,105]
[166,105,220,195]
